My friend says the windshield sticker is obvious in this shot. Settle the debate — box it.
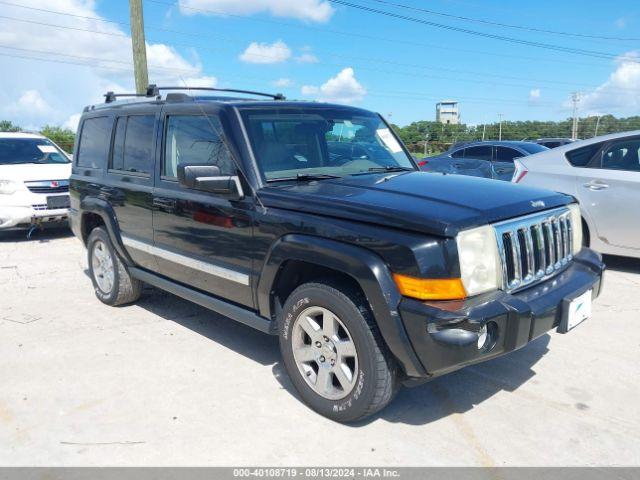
[37,145,58,153]
[376,128,403,153]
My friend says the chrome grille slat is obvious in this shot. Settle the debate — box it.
[494,207,575,293]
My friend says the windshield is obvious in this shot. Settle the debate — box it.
[518,142,549,154]
[239,107,415,181]
[0,137,70,165]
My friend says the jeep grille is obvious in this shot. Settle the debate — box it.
[494,207,573,292]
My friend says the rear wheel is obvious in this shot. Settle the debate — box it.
[279,281,398,422]
[87,227,142,306]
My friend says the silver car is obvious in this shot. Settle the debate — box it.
[513,131,640,258]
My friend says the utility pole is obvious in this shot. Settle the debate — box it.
[571,92,580,140]
[594,115,601,137]
[424,131,430,156]
[498,114,504,141]
[129,0,149,94]
[482,123,486,141]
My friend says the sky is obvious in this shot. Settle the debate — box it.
[0,0,638,131]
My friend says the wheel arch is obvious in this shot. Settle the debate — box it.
[258,234,426,377]
[79,197,133,265]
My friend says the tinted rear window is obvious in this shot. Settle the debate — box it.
[77,116,112,169]
[123,115,155,174]
[518,143,549,154]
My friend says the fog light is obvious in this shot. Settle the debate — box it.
[477,325,488,350]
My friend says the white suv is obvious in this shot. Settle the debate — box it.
[0,132,72,231]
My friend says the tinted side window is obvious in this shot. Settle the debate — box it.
[464,145,492,161]
[77,116,112,169]
[601,139,640,172]
[451,149,465,158]
[163,115,235,179]
[111,117,126,171]
[565,143,602,167]
[122,115,155,174]
[495,147,521,163]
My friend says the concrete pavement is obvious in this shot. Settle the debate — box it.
[1,228,639,466]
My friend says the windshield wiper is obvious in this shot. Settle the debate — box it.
[367,166,415,172]
[267,173,341,183]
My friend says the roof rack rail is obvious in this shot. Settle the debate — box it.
[146,84,286,100]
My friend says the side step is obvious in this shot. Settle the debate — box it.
[129,267,276,335]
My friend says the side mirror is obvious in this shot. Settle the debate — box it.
[177,164,243,200]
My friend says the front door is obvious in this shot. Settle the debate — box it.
[152,109,255,308]
[577,137,640,251]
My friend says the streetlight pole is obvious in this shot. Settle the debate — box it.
[498,114,504,141]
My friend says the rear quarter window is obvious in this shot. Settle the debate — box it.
[76,116,112,169]
[565,142,603,167]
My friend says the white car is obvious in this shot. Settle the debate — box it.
[0,132,72,231]
[512,130,640,258]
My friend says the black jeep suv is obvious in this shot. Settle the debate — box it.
[69,87,604,422]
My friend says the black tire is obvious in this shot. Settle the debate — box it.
[87,227,142,306]
[279,280,399,422]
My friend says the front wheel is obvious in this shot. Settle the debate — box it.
[279,281,398,422]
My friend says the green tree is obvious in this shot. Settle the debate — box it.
[39,125,76,153]
[0,120,21,132]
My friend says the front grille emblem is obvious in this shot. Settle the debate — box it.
[530,200,545,208]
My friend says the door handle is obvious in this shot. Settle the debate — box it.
[153,198,176,209]
[583,181,609,191]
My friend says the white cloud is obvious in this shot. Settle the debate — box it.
[273,78,293,88]
[578,51,640,116]
[0,0,215,129]
[239,40,291,64]
[15,90,50,113]
[529,88,541,102]
[301,68,367,104]
[615,17,627,29]
[63,113,82,132]
[301,85,319,95]
[179,0,334,23]
[296,53,319,64]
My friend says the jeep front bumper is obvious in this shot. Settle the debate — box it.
[399,248,605,380]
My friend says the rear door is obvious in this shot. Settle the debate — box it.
[106,109,159,270]
[457,145,493,178]
[152,106,255,308]
[577,136,640,251]
[493,146,521,181]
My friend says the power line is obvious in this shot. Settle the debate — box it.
[364,0,640,42]
[144,0,628,69]
[327,0,640,62]
[0,50,566,107]
[3,12,640,96]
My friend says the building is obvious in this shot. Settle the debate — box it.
[436,100,459,125]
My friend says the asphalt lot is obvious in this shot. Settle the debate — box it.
[1,227,639,466]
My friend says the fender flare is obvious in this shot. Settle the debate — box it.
[258,234,427,378]
[79,197,134,265]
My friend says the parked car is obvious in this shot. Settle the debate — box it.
[0,132,71,231]
[421,141,549,181]
[534,138,575,149]
[70,86,604,422]
[513,131,640,258]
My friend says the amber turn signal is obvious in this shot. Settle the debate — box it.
[393,274,467,300]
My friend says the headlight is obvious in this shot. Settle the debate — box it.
[456,225,502,296]
[567,203,582,254]
[0,180,18,195]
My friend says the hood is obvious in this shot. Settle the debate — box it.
[259,171,572,237]
[0,163,72,182]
